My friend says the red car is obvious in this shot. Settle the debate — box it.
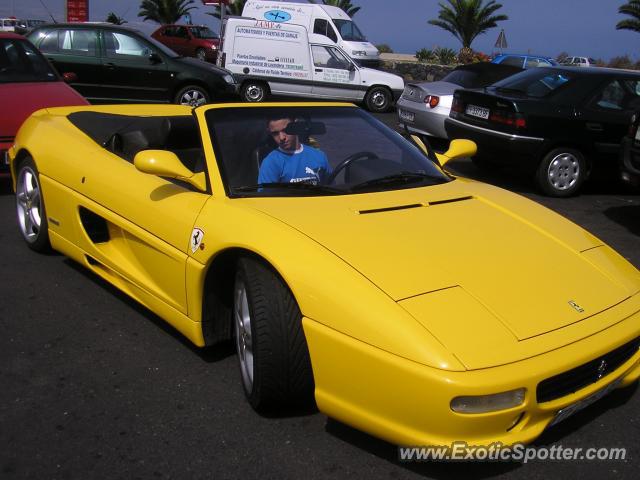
[151,24,220,62]
[1,32,88,176]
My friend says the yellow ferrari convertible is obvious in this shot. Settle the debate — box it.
[8,102,640,447]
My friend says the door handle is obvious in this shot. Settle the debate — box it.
[586,122,604,132]
[315,68,323,72]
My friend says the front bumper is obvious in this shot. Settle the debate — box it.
[620,137,640,187]
[445,117,546,170]
[303,293,640,447]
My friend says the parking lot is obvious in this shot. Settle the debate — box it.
[1,109,639,479]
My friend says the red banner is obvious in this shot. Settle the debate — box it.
[66,0,89,22]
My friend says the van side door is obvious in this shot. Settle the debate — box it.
[310,45,362,100]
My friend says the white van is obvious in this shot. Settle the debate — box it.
[242,1,379,67]
[0,18,17,32]
[221,17,403,112]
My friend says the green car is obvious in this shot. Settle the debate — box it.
[28,23,237,106]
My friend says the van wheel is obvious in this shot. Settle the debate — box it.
[535,147,586,197]
[175,85,210,106]
[364,86,392,113]
[241,81,268,102]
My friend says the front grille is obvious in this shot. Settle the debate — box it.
[537,336,640,403]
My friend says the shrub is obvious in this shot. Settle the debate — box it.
[436,47,458,65]
[376,44,393,53]
[416,48,436,62]
[608,55,633,69]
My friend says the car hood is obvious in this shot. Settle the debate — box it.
[360,67,404,90]
[244,180,640,367]
[0,82,87,139]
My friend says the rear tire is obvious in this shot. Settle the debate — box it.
[15,156,50,252]
[241,81,268,102]
[364,86,392,113]
[233,257,314,412]
[535,147,586,197]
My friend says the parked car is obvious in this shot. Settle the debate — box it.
[1,32,88,175]
[619,110,640,187]
[562,56,596,68]
[445,66,640,196]
[151,24,220,62]
[492,53,558,69]
[9,102,640,447]
[397,62,522,139]
[27,23,237,106]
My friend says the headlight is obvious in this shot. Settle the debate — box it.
[222,74,235,84]
[450,388,526,413]
[211,45,218,50]
[352,50,366,56]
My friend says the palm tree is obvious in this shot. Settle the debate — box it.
[309,1,361,18]
[428,0,508,61]
[617,0,640,32]
[138,0,195,24]
[105,12,127,25]
[206,0,246,20]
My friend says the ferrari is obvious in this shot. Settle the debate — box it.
[8,102,640,447]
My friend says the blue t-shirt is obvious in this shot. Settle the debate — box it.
[258,145,332,185]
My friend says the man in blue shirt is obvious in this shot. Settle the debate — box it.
[258,117,332,185]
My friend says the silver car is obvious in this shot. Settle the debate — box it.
[397,62,522,139]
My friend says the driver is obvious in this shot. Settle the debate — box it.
[258,117,332,185]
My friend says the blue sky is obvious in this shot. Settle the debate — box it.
[1,0,638,61]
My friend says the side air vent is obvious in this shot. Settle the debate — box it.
[79,207,110,243]
[359,203,424,215]
[428,196,473,206]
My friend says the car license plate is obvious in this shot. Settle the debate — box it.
[399,109,414,122]
[548,377,622,428]
[465,104,490,120]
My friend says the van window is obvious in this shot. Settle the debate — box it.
[332,19,367,41]
[313,19,337,43]
[312,45,351,70]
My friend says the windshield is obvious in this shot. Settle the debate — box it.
[206,106,450,197]
[332,19,367,41]
[0,38,58,83]
[491,68,575,98]
[190,26,218,39]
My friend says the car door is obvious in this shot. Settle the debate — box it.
[310,45,361,100]
[36,28,103,100]
[579,77,640,158]
[99,30,172,102]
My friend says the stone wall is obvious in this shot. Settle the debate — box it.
[377,60,455,83]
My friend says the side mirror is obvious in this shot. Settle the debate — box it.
[149,52,163,64]
[134,150,207,192]
[62,72,78,83]
[436,139,478,167]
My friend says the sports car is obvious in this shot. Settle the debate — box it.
[8,102,640,447]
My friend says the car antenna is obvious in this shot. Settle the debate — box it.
[38,0,57,23]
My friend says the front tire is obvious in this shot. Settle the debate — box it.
[241,81,268,102]
[15,157,50,252]
[364,86,392,113]
[535,147,586,197]
[174,85,210,107]
[233,257,314,412]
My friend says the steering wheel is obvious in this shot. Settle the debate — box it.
[327,151,379,184]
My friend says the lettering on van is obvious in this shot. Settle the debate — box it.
[237,26,299,41]
[323,69,351,84]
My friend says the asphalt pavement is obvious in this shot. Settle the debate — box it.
[1,111,639,479]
